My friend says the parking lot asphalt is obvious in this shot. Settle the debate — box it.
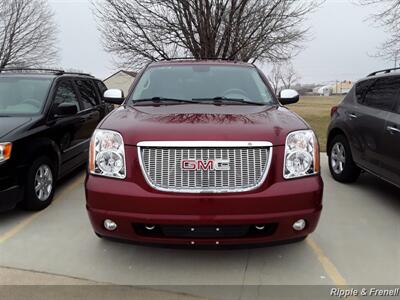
[0,158,399,299]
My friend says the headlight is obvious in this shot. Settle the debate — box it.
[284,130,319,179]
[89,130,126,179]
[0,143,12,163]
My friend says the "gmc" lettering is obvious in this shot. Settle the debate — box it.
[181,159,230,171]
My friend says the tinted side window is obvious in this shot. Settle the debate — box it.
[363,77,400,111]
[96,80,108,100]
[53,81,80,112]
[355,79,373,103]
[75,79,98,109]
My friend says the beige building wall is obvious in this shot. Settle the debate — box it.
[104,71,136,96]
[332,80,354,94]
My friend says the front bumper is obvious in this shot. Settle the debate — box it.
[0,186,23,211]
[0,163,24,211]
[86,174,323,246]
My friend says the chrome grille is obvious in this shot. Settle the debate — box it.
[138,142,272,193]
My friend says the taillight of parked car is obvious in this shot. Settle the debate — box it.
[331,106,338,118]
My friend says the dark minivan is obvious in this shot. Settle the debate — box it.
[0,69,113,212]
[328,68,400,187]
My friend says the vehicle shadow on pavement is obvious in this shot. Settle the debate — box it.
[354,172,400,212]
[93,235,321,286]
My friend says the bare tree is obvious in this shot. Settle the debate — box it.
[280,63,300,89]
[93,0,321,69]
[268,63,283,94]
[359,0,400,66]
[267,62,299,93]
[0,0,58,71]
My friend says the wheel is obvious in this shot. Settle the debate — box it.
[328,135,360,183]
[22,156,56,211]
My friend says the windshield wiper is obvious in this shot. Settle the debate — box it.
[192,96,265,105]
[132,97,199,105]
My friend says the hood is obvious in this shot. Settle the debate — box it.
[0,116,32,140]
[100,104,308,146]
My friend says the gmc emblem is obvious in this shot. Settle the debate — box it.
[181,159,230,171]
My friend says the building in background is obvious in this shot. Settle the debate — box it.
[314,85,333,96]
[331,80,353,95]
[312,86,322,95]
[103,70,137,96]
[312,80,354,96]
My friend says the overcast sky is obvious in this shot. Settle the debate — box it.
[49,0,392,84]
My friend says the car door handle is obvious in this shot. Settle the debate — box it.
[386,126,400,134]
[348,113,358,119]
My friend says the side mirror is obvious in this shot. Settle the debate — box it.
[279,89,300,105]
[104,89,125,105]
[55,102,78,117]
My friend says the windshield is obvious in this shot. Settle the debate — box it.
[130,65,275,105]
[0,76,53,115]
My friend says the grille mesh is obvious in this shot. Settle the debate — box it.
[139,146,270,193]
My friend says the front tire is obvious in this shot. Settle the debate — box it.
[328,135,360,183]
[22,156,56,211]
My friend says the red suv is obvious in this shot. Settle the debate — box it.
[85,60,323,247]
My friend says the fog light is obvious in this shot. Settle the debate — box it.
[293,219,306,231]
[255,225,265,230]
[145,225,156,231]
[104,219,117,231]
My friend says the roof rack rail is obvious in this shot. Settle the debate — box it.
[63,71,94,77]
[367,67,400,77]
[1,68,65,75]
[0,68,94,77]
[158,57,241,62]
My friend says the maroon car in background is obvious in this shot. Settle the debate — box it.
[85,59,323,247]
